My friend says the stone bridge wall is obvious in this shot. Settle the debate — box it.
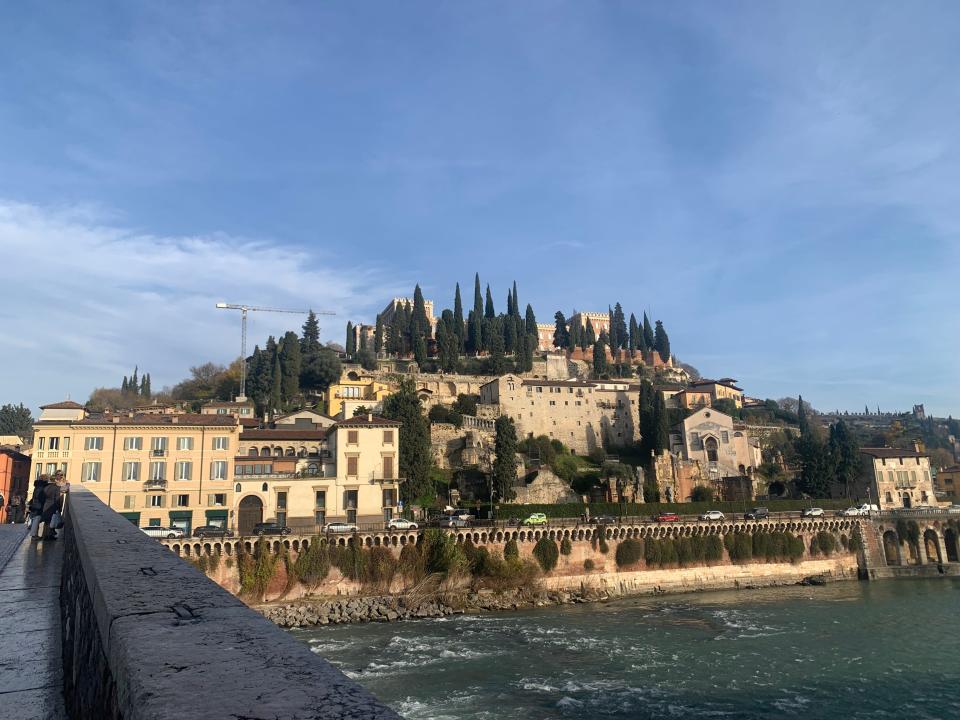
[60,487,400,719]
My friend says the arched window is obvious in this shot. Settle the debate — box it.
[262,482,268,492]
[298,447,307,457]
[235,483,241,493]
[285,447,296,457]
[248,447,258,457]
[704,437,719,462]
[307,462,319,475]
[273,447,282,457]
[261,446,271,456]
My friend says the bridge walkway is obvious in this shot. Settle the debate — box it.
[0,524,67,719]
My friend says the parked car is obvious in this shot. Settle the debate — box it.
[522,512,548,526]
[800,507,824,518]
[324,522,359,533]
[654,512,681,523]
[251,522,292,536]
[437,516,470,528]
[386,517,418,530]
[947,505,960,515]
[837,507,863,517]
[855,503,880,514]
[141,526,184,539]
[193,525,234,539]
[698,510,725,521]
[744,507,769,520]
[591,515,617,525]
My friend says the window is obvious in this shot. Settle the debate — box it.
[151,437,168,455]
[721,431,730,444]
[347,430,359,445]
[63,438,70,451]
[924,471,931,484]
[216,408,228,414]
[347,456,358,476]
[49,437,60,451]
[536,386,543,393]
[213,436,229,451]
[210,461,228,480]
[148,494,165,508]
[383,430,394,444]
[175,461,192,482]
[885,492,893,503]
[122,461,140,482]
[84,436,103,451]
[123,495,136,509]
[175,494,190,507]
[876,472,883,485]
[910,470,917,484]
[123,437,143,451]
[38,437,46,450]
[315,510,326,526]
[176,437,193,451]
[81,462,101,482]
[208,493,226,507]
[549,400,556,406]
[382,488,397,507]
[149,518,161,527]
[888,471,895,483]
[315,490,326,508]
[149,462,166,481]
[383,456,394,479]
[276,491,288,527]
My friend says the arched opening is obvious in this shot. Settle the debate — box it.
[944,528,959,562]
[923,529,942,564]
[902,493,912,509]
[248,447,258,457]
[882,531,901,566]
[704,437,719,462]
[238,495,264,535]
[261,446,271,456]
[285,447,296,457]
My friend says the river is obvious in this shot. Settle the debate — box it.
[292,578,960,719]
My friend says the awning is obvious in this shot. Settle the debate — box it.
[205,510,228,521]
[168,511,193,520]
[119,512,141,526]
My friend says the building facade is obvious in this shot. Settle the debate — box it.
[326,369,393,418]
[202,400,255,419]
[379,297,437,334]
[0,446,31,523]
[854,448,937,510]
[687,379,745,408]
[934,465,960,503]
[33,401,240,534]
[479,375,639,453]
[669,407,761,478]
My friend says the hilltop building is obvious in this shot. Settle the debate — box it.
[326,368,393,418]
[379,297,437,333]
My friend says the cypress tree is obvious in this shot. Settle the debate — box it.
[639,381,656,458]
[301,311,321,356]
[593,332,608,376]
[567,321,580,352]
[506,288,513,318]
[553,311,569,349]
[412,329,427,366]
[270,355,282,412]
[382,378,433,503]
[504,314,517,354]
[608,306,617,351]
[374,315,384,353]
[143,373,151,399]
[453,283,465,351]
[642,313,654,352]
[493,415,518,501]
[628,313,639,357]
[466,309,481,355]
[488,317,507,374]
[585,318,596,346]
[524,304,537,337]
[473,273,483,319]
[654,320,671,363]
[412,284,431,339]
[512,280,520,318]
[798,395,808,434]
[613,303,627,353]
[653,391,670,453]
[345,321,355,357]
[280,331,302,402]
[131,366,139,395]
[484,285,495,319]
[121,376,129,394]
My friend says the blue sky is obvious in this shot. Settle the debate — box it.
[1,1,958,416]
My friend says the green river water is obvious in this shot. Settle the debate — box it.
[293,578,960,719]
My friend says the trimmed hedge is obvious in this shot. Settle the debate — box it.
[615,539,644,567]
[496,499,848,519]
[533,537,560,572]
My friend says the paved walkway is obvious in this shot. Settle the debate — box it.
[0,525,67,719]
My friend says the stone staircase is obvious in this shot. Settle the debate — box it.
[855,518,885,578]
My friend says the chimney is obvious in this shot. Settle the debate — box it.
[367,413,373,422]
[171,416,179,424]
[112,416,120,424]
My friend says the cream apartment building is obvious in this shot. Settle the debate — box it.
[33,401,240,534]
[669,407,761,477]
[852,448,937,510]
[479,375,639,453]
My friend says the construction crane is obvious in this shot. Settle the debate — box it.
[215,303,335,401]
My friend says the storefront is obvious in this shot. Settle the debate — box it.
[205,509,229,530]
[168,510,193,535]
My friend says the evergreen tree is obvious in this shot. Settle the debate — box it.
[642,313,654,352]
[613,303,627,354]
[628,313,639,358]
[301,311,321,356]
[473,273,483,317]
[493,415,518,501]
[466,309,481,355]
[142,373,151,399]
[0,403,34,439]
[348,321,359,358]
[300,347,341,395]
[504,314,518,354]
[652,391,670,454]
[388,311,403,355]
[270,355,282,413]
[484,285,495,319]
[593,332,608,376]
[506,288,513,318]
[248,345,270,410]
[829,420,861,498]
[412,329,427,366]
[795,433,830,497]
[607,306,617,352]
[524,304,537,337]
[798,394,808,434]
[553,311,569,349]
[382,378,433,502]
[453,283,465,352]
[121,376,128,394]
[638,380,656,458]
[412,284,431,339]
[400,302,413,355]
[436,310,459,372]
[130,366,139,396]
[585,318,596,346]
[488,317,507,374]
[279,331,302,403]
[654,320,671,363]
[512,280,520,318]
[374,315,384,353]
[567,321,580,352]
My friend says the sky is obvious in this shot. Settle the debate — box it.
[1,1,958,417]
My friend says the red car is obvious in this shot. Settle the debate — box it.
[654,512,681,523]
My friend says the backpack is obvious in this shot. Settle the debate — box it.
[28,482,47,514]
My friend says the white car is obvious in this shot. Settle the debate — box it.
[855,503,880,514]
[801,507,824,518]
[838,507,864,517]
[947,505,960,515]
[324,522,359,534]
[386,518,418,530]
[698,510,725,521]
[141,526,185,539]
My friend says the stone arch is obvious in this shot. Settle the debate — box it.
[923,529,942,564]
[237,495,264,535]
[944,528,959,562]
[171,543,181,556]
[203,542,212,556]
[364,536,373,547]
[704,436,719,462]
[261,446,271,456]
[882,531,901,566]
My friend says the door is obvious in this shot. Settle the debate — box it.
[705,437,719,462]
[238,495,264,535]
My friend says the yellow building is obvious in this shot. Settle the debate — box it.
[687,378,745,408]
[326,368,393,418]
[234,414,402,533]
[33,400,240,534]
[935,465,960,503]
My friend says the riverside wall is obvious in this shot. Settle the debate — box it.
[60,488,400,719]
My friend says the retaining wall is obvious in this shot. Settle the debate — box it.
[60,487,400,720]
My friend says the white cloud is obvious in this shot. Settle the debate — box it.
[0,200,405,411]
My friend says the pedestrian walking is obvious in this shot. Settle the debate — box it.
[40,473,64,541]
[28,475,49,539]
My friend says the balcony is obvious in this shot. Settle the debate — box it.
[144,479,167,490]
[367,473,404,485]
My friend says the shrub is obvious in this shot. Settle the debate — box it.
[690,535,706,562]
[398,542,425,580]
[332,542,367,581]
[504,539,519,561]
[840,534,849,550]
[848,534,863,553]
[723,533,736,554]
[615,539,643,568]
[660,538,678,566]
[676,537,693,566]
[726,532,753,563]
[815,531,838,556]
[809,535,820,556]
[705,535,724,562]
[690,485,714,502]
[225,557,234,570]
[239,539,277,598]
[583,558,595,571]
[293,539,331,586]
[366,546,397,585]
[787,534,805,562]
[896,519,910,544]
[644,538,662,566]
[533,537,560,572]
[598,535,609,554]
[421,528,467,575]
[560,536,573,555]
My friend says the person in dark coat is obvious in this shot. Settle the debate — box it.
[40,476,62,540]
[28,476,49,539]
